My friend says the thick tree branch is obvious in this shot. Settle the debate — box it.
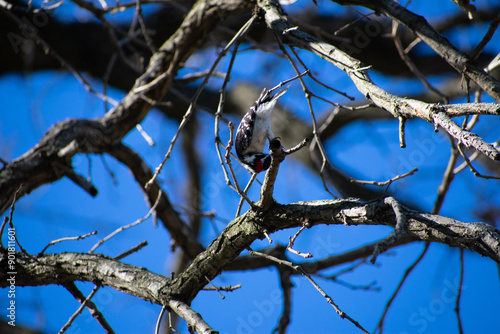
[1,198,498,309]
[168,197,500,302]
[0,251,170,304]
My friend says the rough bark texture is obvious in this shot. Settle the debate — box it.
[1,0,500,332]
[2,199,498,304]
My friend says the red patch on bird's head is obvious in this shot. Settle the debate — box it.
[255,160,264,173]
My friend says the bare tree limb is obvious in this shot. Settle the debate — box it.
[375,242,430,334]
[0,251,170,304]
[60,284,114,334]
[275,266,293,334]
[1,197,498,315]
[168,197,500,303]
[167,300,217,334]
[249,249,370,333]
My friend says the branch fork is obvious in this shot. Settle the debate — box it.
[258,137,309,210]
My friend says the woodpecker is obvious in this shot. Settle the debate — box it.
[235,85,290,173]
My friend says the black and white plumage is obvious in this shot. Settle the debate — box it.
[235,85,290,173]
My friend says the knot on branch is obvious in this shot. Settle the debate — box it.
[370,197,407,264]
[269,137,284,152]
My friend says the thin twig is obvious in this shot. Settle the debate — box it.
[457,143,500,180]
[275,267,293,334]
[59,285,103,334]
[287,221,312,258]
[455,248,465,334]
[250,250,370,334]
[38,231,98,256]
[392,21,448,102]
[202,284,241,292]
[375,243,430,334]
[470,14,500,62]
[167,310,182,334]
[145,15,257,190]
[156,305,168,334]
[205,275,226,299]
[63,283,115,333]
[433,136,459,214]
[317,260,379,291]
[0,217,8,248]
[267,70,309,95]
[284,138,309,155]
[175,70,226,85]
[350,167,418,187]
[453,140,499,174]
[287,46,334,140]
[89,190,162,253]
[134,0,157,54]
[404,37,422,54]
[214,36,241,188]
[135,124,155,146]
[263,230,273,244]
[287,45,339,199]
[114,240,148,260]
[398,116,407,148]
[7,185,28,255]
[236,173,257,217]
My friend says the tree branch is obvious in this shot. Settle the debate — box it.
[0,251,170,304]
[165,197,500,303]
[1,198,498,310]
[167,300,217,334]
[333,0,500,102]
[258,0,500,161]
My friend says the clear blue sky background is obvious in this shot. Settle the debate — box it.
[1,0,500,333]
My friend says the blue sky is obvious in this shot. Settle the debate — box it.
[1,0,500,333]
